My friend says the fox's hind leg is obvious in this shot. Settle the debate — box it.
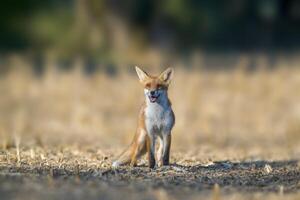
[130,129,147,167]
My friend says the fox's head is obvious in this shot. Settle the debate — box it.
[135,66,174,104]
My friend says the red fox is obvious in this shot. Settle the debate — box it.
[112,67,175,168]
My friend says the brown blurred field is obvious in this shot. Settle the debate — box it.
[1,55,300,199]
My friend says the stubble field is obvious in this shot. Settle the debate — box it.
[1,56,300,199]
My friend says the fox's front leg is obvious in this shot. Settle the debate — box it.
[146,135,156,168]
[156,137,164,167]
[162,133,171,165]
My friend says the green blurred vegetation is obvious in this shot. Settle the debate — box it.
[1,0,300,61]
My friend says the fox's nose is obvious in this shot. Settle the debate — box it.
[150,91,155,96]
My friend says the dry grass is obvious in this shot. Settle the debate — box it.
[1,55,300,199]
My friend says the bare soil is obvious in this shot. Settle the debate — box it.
[1,148,300,200]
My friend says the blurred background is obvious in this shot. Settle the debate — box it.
[1,0,300,158]
[1,0,300,66]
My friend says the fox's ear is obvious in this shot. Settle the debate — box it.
[159,67,174,84]
[135,66,149,82]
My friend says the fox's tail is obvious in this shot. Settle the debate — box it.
[112,135,147,167]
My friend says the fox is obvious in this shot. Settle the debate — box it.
[112,66,175,168]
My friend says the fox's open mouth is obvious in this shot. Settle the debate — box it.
[149,94,160,103]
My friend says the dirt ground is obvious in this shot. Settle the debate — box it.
[1,147,300,200]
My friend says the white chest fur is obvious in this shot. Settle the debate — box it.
[144,102,174,137]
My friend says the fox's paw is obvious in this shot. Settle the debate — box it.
[130,162,137,167]
[112,161,120,168]
[157,160,163,168]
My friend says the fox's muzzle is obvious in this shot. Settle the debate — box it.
[148,90,160,103]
